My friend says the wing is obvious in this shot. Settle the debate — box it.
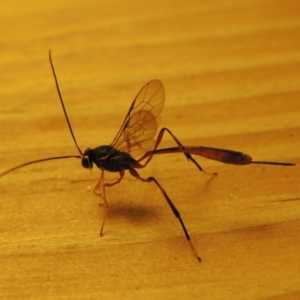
[110,80,165,158]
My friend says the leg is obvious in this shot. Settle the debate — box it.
[93,169,106,203]
[129,167,201,262]
[94,170,125,236]
[136,127,214,175]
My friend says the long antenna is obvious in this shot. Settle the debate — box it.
[49,50,83,156]
[0,52,82,178]
[0,156,81,178]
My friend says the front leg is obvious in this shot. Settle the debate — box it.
[93,169,106,205]
[93,170,125,236]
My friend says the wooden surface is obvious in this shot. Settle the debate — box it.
[0,0,300,299]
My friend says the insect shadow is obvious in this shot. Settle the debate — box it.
[0,51,295,262]
[107,201,158,224]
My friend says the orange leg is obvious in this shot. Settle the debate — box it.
[93,170,125,236]
[136,127,216,175]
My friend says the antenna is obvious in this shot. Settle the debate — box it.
[49,50,83,156]
[0,52,82,178]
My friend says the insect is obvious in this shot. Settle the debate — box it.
[0,51,295,262]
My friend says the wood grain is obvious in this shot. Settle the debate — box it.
[0,0,299,299]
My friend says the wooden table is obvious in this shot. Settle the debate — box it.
[0,1,299,299]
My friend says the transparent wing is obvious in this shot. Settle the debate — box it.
[110,80,165,158]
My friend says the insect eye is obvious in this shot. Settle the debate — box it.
[82,149,93,169]
[82,156,93,169]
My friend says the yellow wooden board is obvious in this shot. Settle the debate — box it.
[0,0,299,299]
